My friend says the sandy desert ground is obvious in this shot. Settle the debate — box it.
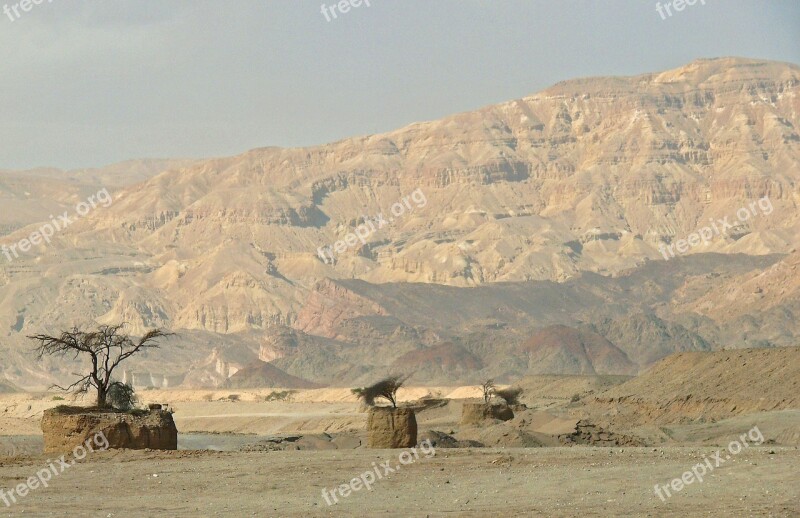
[0,376,799,517]
[0,446,798,517]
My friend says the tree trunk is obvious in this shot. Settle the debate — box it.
[97,386,108,408]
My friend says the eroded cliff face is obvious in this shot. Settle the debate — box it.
[1,58,798,387]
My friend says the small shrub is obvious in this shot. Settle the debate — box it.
[265,390,297,402]
[52,396,65,401]
[570,393,580,403]
[227,394,241,402]
[107,382,137,411]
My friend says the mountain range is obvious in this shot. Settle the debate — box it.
[0,57,798,390]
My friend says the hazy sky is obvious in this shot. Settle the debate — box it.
[1,0,798,170]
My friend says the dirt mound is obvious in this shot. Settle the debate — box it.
[418,430,484,448]
[511,409,580,436]
[460,402,514,425]
[514,374,631,404]
[367,407,417,448]
[520,325,637,375]
[42,407,178,453]
[583,347,800,426]
[410,397,450,411]
[224,361,320,389]
[458,422,547,448]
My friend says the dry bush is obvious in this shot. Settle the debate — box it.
[352,375,408,408]
[494,387,523,406]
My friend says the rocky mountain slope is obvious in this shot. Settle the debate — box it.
[0,159,197,238]
[0,57,798,388]
[520,326,637,376]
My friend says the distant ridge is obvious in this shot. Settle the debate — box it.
[224,361,321,389]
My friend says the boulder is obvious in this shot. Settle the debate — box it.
[460,402,514,425]
[42,407,178,453]
[367,407,417,448]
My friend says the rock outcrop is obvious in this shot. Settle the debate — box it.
[41,407,178,453]
[367,407,417,448]
[558,420,643,447]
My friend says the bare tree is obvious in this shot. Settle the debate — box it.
[481,379,496,403]
[29,325,173,408]
[352,375,408,408]
[494,386,523,406]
